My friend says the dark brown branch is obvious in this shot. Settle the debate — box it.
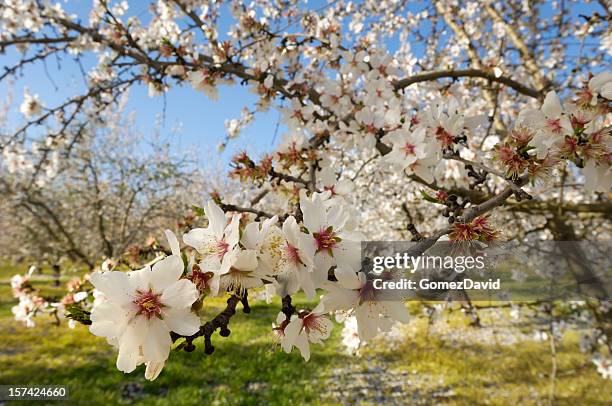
[171,292,249,355]
[394,68,542,99]
[281,295,296,320]
[219,202,275,219]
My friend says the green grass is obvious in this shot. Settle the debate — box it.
[0,262,610,405]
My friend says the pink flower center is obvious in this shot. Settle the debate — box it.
[188,266,214,291]
[358,280,378,302]
[403,142,416,156]
[435,126,454,147]
[313,227,340,254]
[563,137,578,153]
[546,118,562,133]
[324,185,337,196]
[134,289,164,319]
[301,312,327,335]
[215,239,229,258]
[284,243,302,265]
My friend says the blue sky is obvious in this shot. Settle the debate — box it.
[0,1,607,168]
[0,0,293,167]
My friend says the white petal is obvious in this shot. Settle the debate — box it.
[224,215,241,247]
[120,316,148,350]
[163,307,200,336]
[355,304,380,341]
[333,239,362,271]
[601,82,612,100]
[294,332,311,361]
[281,317,303,352]
[144,361,165,381]
[205,200,227,238]
[282,216,300,246]
[233,249,259,272]
[412,164,435,184]
[128,267,152,292]
[182,228,216,253]
[541,91,562,118]
[320,288,359,311]
[90,271,133,306]
[300,191,324,232]
[588,72,612,92]
[209,274,221,296]
[142,318,172,363]
[161,279,198,308]
[116,343,139,373]
[73,291,88,302]
[241,222,261,250]
[89,301,130,339]
[307,316,333,343]
[296,270,316,300]
[164,230,181,256]
[150,255,184,291]
[334,266,362,289]
[384,302,410,323]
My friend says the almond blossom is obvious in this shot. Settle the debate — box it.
[521,91,573,159]
[318,166,355,200]
[19,90,43,118]
[89,230,200,380]
[384,126,441,182]
[259,216,317,299]
[12,295,40,328]
[299,190,362,282]
[183,201,240,274]
[321,267,410,341]
[281,303,333,361]
[588,72,612,103]
[217,247,271,294]
[2,0,611,385]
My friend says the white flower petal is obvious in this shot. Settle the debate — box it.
[384,302,410,323]
[334,266,362,289]
[321,288,359,311]
[294,332,311,361]
[128,267,152,292]
[90,271,133,306]
[116,343,139,373]
[307,316,333,343]
[282,317,303,352]
[588,72,612,93]
[183,228,216,254]
[142,318,172,363]
[224,215,241,247]
[150,255,184,291]
[161,279,198,308]
[205,200,227,238]
[300,190,324,232]
[541,91,562,118]
[164,229,181,256]
[355,304,380,341]
[282,216,300,246]
[89,301,130,339]
[119,316,149,350]
[163,307,200,336]
[144,361,165,381]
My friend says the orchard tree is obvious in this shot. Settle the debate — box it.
[2,0,611,383]
[1,103,202,271]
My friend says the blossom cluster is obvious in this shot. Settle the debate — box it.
[11,266,90,329]
[2,0,611,384]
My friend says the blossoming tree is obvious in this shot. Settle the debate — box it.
[1,103,202,271]
[1,0,611,381]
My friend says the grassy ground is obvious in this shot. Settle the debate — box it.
[0,262,610,405]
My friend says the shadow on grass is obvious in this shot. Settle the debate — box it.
[0,292,349,406]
